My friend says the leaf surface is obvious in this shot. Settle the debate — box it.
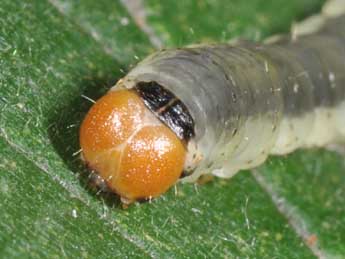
[1,0,341,258]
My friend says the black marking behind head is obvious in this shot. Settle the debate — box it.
[134,81,195,142]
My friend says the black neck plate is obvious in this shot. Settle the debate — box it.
[134,81,195,142]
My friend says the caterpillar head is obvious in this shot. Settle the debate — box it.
[79,89,186,204]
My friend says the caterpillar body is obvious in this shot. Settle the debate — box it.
[80,0,345,204]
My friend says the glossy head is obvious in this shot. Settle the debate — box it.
[79,90,186,203]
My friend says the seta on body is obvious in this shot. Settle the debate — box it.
[80,0,345,204]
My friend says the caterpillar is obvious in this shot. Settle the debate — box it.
[80,0,345,204]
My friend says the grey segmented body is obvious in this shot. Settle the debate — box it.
[114,0,345,182]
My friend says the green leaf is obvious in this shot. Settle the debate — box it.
[143,0,324,45]
[1,0,342,258]
[48,0,154,64]
[256,150,345,257]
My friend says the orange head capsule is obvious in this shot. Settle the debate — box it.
[79,89,187,203]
